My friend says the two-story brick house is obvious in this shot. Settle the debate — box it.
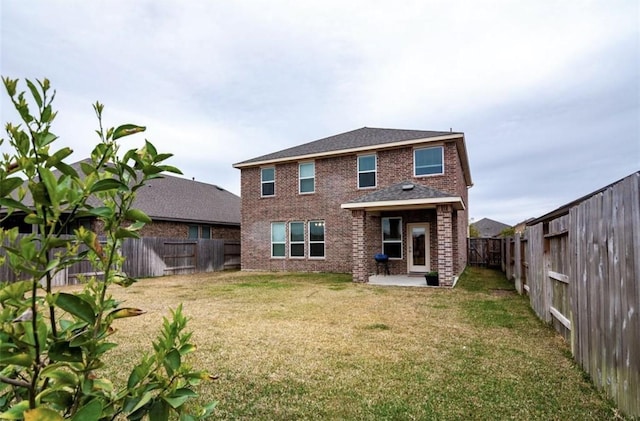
[233,127,472,286]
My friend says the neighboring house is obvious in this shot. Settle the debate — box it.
[470,217,511,238]
[1,160,241,241]
[233,127,472,286]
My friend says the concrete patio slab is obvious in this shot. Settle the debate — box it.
[368,274,433,287]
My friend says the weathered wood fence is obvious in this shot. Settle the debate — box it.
[468,237,502,267]
[1,237,241,286]
[503,172,639,417]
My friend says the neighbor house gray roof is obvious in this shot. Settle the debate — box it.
[19,160,240,226]
[134,175,240,225]
[471,218,510,238]
[341,181,465,211]
[234,127,462,166]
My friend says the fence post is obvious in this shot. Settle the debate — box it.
[513,233,522,294]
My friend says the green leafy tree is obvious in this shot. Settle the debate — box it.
[500,227,515,237]
[468,223,480,238]
[0,78,216,420]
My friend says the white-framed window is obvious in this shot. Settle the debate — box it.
[289,221,305,258]
[308,220,325,258]
[271,222,286,258]
[414,146,444,176]
[358,154,376,188]
[299,162,315,194]
[261,167,275,197]
[382,217,402,258]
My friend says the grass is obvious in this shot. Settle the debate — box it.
[83,267,626,420]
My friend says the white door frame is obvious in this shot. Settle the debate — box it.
[407,223,430,273]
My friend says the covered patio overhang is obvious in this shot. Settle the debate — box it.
[340,181,464,286]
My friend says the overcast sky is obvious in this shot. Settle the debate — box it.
[1,1,638,225]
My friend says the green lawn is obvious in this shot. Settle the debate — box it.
[99,267,624,420]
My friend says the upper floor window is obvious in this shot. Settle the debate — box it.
[299,162,315,194]
[271,222,286,258]
[289,221,305,258]
[382,217,402,258]
[414,146,444,176]
[261,167,275,197]
[358,154,376,188]
[188,225,199,239]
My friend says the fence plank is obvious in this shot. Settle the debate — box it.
[502,173,638,416]
[2,236,240,284]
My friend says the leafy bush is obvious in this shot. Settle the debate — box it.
[0,77,215,420]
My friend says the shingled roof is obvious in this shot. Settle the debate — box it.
[19,160,240,226]
[341,181,465,211]
[234,127,462,166]
[471,218,510,238]
[134,175,240,225]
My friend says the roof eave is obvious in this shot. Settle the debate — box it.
[455,135,473,188]
[147,216,241,226]
[340,196,465,212]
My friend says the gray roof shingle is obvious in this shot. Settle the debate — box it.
[234,127,461,166]
[471,218,510,238]
[134,175,240,225]
[19,160,240,225]
[346,181,455,204]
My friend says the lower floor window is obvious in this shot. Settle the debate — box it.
[189,225,212,239]
[271,220,325,259]
[271,222,286,257]
[309,220,325,258]
[290,221,305,257]
[188,225,199,239]
[382,217,402,258]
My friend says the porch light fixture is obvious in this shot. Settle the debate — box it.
[402,184,414,191]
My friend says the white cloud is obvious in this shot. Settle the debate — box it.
[1,0,638,221]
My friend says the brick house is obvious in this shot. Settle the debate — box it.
[2,161,241,241]
[233,127,472,286]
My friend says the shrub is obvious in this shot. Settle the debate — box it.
[0,77,215,420]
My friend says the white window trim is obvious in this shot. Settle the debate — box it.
[357,153,377,189]
[308,220,325,259]
[382,217,403,259]
[289,221,305,258]
[299,162,315,194]
[261,167,275,197]
[413,146,444,177]
[271,222,286,259]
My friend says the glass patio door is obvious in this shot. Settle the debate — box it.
[407,223,430,272]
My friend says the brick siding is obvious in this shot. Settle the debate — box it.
[91,219,240,241]
[240,140,469,278]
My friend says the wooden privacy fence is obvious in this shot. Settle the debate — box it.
[468,237,502,267]
[1,237,241,286]
[503,172,639,417]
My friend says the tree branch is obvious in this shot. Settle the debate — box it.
[0,375,31,389]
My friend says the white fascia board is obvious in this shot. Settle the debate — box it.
[341,196,465,211]
[232,133,463,168]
